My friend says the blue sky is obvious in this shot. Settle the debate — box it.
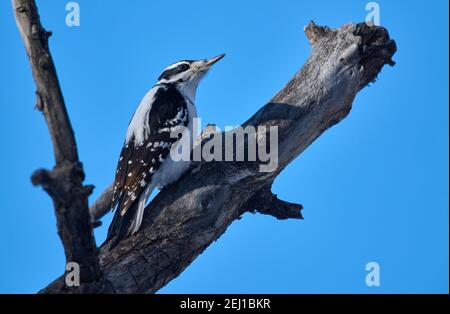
[0,0,448,293]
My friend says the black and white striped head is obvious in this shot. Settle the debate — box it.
[157,54,225,86]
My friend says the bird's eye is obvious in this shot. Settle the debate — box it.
[179,64,189,71]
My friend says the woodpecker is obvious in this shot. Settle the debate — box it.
[105,54,225,248]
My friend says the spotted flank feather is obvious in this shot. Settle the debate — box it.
[106,84,188,248]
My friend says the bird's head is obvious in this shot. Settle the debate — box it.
[157,54,225,89]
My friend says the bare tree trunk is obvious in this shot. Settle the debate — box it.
[12,0,103,292]
[12,0,396,294]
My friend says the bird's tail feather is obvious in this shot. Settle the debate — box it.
[102,201,137,250]
[130,184,153,235]
[102,183,154,250]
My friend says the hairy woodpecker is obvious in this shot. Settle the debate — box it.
[105,54,225,248]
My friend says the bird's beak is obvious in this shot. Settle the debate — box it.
[193,54,225,72]
[205,53,225,66]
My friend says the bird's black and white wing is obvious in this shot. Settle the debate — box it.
[107,84,188,245]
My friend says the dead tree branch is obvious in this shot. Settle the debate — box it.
[38,17,396,293]
[12,0,101,291]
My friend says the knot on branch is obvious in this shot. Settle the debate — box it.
[35,91,44,111]
[15,5,26,13]
[31,162,93,208]
[245,184,304,220]
[31,168,52,186]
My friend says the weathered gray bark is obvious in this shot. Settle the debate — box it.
[38,19,396,293]
[12,0,102,291]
